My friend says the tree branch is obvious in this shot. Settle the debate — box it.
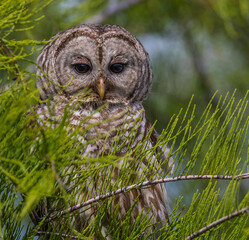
[86,0,145,24]
[37,231,79,239]
[185,206,249,240]
[44,173,249,223]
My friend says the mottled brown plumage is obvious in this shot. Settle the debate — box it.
[34,24,171,238]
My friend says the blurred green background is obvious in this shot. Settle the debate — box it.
[1,0,249,224]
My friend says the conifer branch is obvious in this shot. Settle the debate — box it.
[185,206,249,240]
[50,158,68,190]
[45,173,249,222]
[0,40,19,80]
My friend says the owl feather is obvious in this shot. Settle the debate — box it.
[33,24,172,239]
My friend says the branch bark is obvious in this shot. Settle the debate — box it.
[44,173,249,223]
[185,206,249,240]
[85,0,145,24]
[37,231,79,239]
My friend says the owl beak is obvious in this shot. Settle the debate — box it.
[96,77,105,100]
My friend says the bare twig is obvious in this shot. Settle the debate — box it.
[37,231,79,239]
[86,0,145,24]
[45,173,249,223]
[185,206,249,240]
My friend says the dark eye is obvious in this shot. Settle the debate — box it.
[109,63,125,73]
[73,63,91,74]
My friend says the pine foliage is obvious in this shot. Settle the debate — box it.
[0,1,249,239]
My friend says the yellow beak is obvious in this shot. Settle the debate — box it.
[96,77,105,100]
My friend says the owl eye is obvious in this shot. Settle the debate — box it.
[73,63,91,74]
[109,63,125,73]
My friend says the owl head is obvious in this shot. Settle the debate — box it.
[36,24,152,104]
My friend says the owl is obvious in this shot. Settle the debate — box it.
[33,24,172,238]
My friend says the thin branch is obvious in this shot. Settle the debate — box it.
[86,0,145,24]
[185,206,249,240]
[44,173,249,223]
[37,231,79,239]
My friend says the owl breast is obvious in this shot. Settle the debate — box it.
[36,97,169,229]
[72,103,146,156]
[64,103,169,234]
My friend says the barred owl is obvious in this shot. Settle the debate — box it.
[34,24,172,238]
